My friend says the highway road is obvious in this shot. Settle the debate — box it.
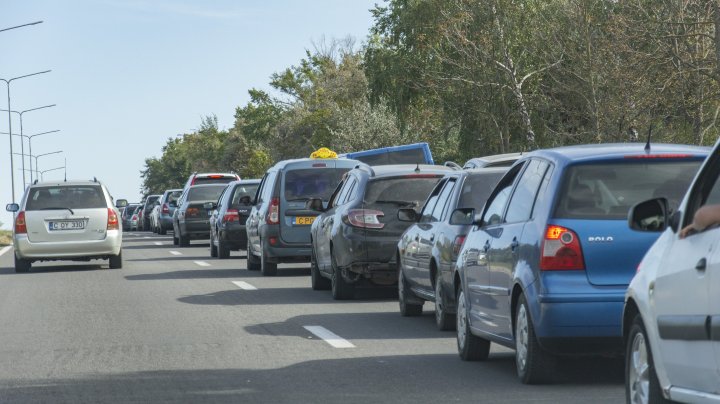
[0,233,625,403]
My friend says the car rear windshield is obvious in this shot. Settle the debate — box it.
[365,176,443,208]
[554,161,701,219]
[193,175,236,185]
[124,206,138,215]
[26,185,107,210]
[284,169,346,201]
[458,172,506,209]
[187,185,227,201]
[165,191,182,203]
[145,195,159,205]
[231,184,259,206]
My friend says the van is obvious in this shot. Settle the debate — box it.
[339,143,433,166]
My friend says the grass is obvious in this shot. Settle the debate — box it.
[0,230,12,246]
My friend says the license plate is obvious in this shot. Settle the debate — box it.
[294,216,316,225]
[49,220,86,231]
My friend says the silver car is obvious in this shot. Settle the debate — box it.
[5,180,124,272]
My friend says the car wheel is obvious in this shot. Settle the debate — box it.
[456,284,490,361]
[14,255,31,273]
[260,240,277,276]
[311,246,330,290]
[247,239,260,271]
[143,218,150,231]
[210,233,218,258]
[399,266,422,316]
[159,227,167,235]
[109,250,123,269]
[218,238,230,259]
[173,234,179,245]
[331,249,354,300]
[435,271,454,331]
[515,294,555,384]
[178,232,190,247]
[626,314,668,404]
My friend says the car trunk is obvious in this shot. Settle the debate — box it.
[25,208,108,243]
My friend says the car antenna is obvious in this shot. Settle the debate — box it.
[414,163,420,173]
[644,125,653,153]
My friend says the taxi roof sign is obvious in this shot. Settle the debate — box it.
[310,147,338,159]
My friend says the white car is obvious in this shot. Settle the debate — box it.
[624,146,720,403]
[5,180,124,272]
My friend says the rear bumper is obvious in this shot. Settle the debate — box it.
[14,231,122,260]
[259,225,310,262]
[219,224,247,249]
[159,215,174,229]
[339,229,397,279]
[179,219,210,238]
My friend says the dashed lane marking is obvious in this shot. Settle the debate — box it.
[194,261,211,267]
[0,246,11,257]
[232,281,257,290]
[169,251,182,256]
[154,242,163,246]
[303,326,356,349]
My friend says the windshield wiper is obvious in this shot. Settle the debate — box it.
[39,207,75,215]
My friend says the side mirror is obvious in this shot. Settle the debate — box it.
[6,203,19,212]
[306,198,324,212]
[450,208,475,225]
[397,208,419,222]
[203,202,216,210]
[628,197,669,232]
[115,199,128,208]
[239,195,252,206]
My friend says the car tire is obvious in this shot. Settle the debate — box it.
[178,232,190,247]
[456,284,490,361]
[626,313,668,404]
[210,233,218,258]
[109,251,122,269]
[260,240,277,276]
[218,238,230,259]
[399,266,423,316]
[143,218,150,231]
[311,247,330,290]
[331,250,354,300]
[173,233,179,245]
[435,271,454,331]
[159,227,167,236]
[14,255,31,273]
[247,239,260,271]
[515,294,555,384]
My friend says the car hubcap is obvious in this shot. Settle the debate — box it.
[516,304,529,372]
[629,332,650,404]
[457,291,467,349]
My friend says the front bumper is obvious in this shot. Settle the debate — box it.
[14,231,122,260]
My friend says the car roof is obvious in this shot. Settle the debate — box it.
[30,180,105,187]
[524,143,710,165]
[188,183,229,188]
[465,152,523,165]
[191,172,237,177]
[164,189,182,194]
[270,157,361,170]
[359,164,454,178]
[236,179,261,185]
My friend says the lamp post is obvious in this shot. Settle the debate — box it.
[0,21,43,33]
[1,70,52,203]
[38,166,65,181]
[1,128,61,183]
[32,150,63,179]
[0,104,57,186]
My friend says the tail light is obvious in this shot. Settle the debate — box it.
[540,225,585,270]
[107,208,119,230]
[266,197,280,225]
[452,235,466,259]
[161,203,170,214]
[15,211,27,234]
[132,214,138,221]
[223,208,239,223]
[344,209,385,229]
[186,208,199,217]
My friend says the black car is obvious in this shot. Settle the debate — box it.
[208,179,261,259]
[396,168,507,330]
[309,164,453,300]
[172,184,227,246]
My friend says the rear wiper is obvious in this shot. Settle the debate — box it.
[374,200,417,207]
[39,207,75,215]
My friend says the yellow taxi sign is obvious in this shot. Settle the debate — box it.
[310,147,338,159]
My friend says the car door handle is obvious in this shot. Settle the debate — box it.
[696,258,707,271]
[483,240,490,252]
[511,238,519,252]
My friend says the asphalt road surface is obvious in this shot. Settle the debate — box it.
[0,233,625,403]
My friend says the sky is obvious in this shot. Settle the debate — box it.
[0,0,379,229]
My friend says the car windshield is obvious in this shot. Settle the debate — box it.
[554,161,701,219]
[26,186,106,210]
[365,176,443,207]
[231,184,259,207]
[458,172,506,209]
[187,185,227,201]
[284,168,347,201]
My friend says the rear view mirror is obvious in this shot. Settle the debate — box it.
[6,203,19,212]
[450,208,475,225]
[115,199,128,208]
[306,198,324,212]
[628,197,668,232]
[397,208,419,222]
[203,202,216,210]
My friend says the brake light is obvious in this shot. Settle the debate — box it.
[208,175,223,179]
[223,209,239,223]
[452,235,466,259]
[107,208,119,230]
[266,197,280,225]
[345,209,385,229]
[312,163,327,167]
[190,177,196,185]
[161,203,169,214]
[14,211,27,234]
[624,154,693,159]
[186,207,199,217]
[132,214,138,221]
[540,225,585,270]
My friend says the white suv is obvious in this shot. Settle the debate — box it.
[5,180,123,272]
[624,144,720,403]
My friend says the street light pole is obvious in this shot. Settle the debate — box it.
[0,104,57,186]
[32,150,63,179]
[0,21,43,33]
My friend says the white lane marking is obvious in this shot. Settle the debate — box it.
[154,242,163,246]
[0,246,11,257]
[194,261,211,267]
[232,281,257,290]
[143,236,152,239]
[303,326,356,349]
[169,250,182,256]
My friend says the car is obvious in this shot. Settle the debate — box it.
[208,179,261,259]
[151,189,182,235]
[135,206,145,231]
[246,149,360,276]
[308,164,453,299]
[121,204,140,230]
[452,143,709,384]
[463,152,523,169]
[140,194,161,231]
[5,179,124,272]
[623,143,720,403]
[182,172,240,190]
[172,183,228,246]
[397,167,507,329]
[339,142,434,165]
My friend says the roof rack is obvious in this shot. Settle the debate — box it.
[354,164,375,176]
[444,161,462,170]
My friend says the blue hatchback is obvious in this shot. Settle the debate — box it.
[453,143,709,384]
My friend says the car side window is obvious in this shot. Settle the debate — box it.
[259,172,277,204]
[682,154,720,232]
[505,160,549,223]
[339,177,358,205]
[420,179,446,223]
[481,163,525,226]
[431,179,456,222]
[327,179,347,209]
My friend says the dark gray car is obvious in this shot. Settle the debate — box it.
[208,179,260,259]
[396,168,507,329]
[172,184,227,246]
[156,189,182,235]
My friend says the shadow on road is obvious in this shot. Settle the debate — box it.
[125,268,249,280]
[0,264,106,274]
